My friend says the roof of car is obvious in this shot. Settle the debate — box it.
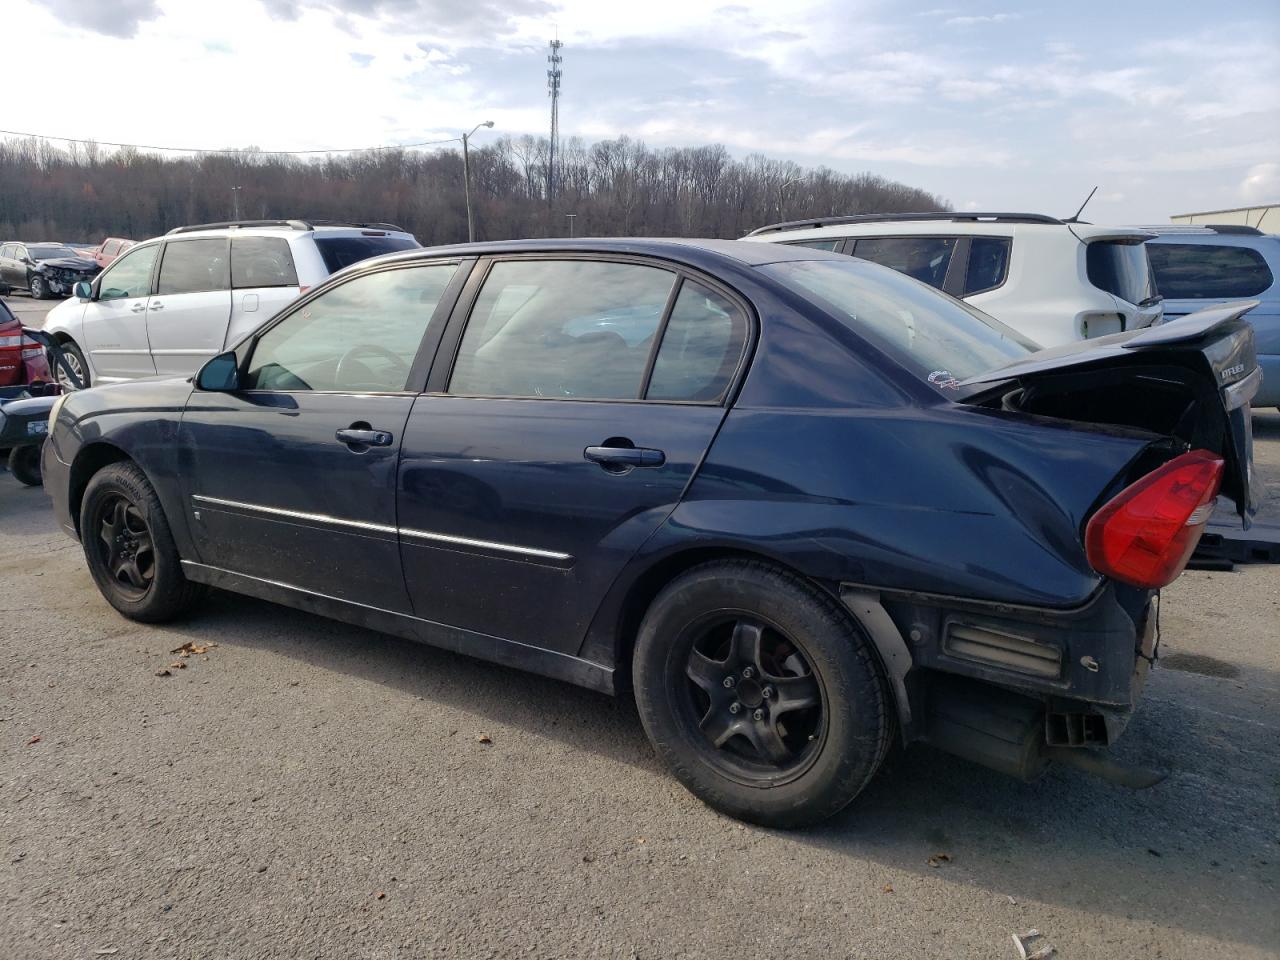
[352,237,847,273]
[742,216,1152,244]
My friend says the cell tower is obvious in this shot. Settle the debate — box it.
[547,37,563,202]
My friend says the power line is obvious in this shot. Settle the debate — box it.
[0,128,468,156]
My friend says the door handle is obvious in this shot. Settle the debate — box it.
[150,301,165,310]
[584,445,666,468]
[130,303,146,313]
[336,427,394,447]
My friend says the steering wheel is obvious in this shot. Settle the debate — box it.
[334,344,410,390]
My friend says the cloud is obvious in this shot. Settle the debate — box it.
[42,0,160,37]
[349,51,374,66]
[945,12,1020,26]
[1240,163,1280,203]
[258,0,554,38]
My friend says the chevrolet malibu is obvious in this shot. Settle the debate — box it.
[42,239,1261,827]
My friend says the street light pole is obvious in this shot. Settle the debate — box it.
[231,185,242,220]
[565,213,577,237]
[461,121,495,243]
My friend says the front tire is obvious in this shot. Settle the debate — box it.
[53,340,90,390]
[633,560,891,828]
[28,274,48,300]
[80,462,204,622]
[8,445,42,486]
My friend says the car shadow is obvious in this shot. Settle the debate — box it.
[157,588,1279,952]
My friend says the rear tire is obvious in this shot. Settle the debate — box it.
[633,560,891,828]
[80,462,205,622]
[8,445,42,486]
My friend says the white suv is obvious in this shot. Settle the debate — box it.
[743,213,1162,346]
[43,219,419,388]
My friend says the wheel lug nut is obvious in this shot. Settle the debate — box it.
[762,686,774,699]
[753,709,763,721]
[742,667,755,679]
[728,702,741,714]
[722,676,735,688]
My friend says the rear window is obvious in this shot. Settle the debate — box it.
[314,236,418,274]
[1148,243,1274,299]
[231,236,299,289]
[851,236,957,289]
[1086,240,1155,305]
[963,237,1011,295]
[762,258,1034,393]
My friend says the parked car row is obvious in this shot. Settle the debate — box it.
[744,213,1279,409]
[0,241,102,299]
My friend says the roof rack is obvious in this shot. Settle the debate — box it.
[746,211,1063,236]
[305,219,407,232]
[1134,224,1265,237]
[166,219,312,235]
[164,218,409,236]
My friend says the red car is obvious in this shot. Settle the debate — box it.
[93,237,134,269]
[0,299,52,387]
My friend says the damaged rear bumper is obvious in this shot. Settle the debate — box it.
[841,582,1160,783]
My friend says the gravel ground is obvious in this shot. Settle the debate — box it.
[2,294,1278,958]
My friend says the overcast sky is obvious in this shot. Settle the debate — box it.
[9,0,1279,223]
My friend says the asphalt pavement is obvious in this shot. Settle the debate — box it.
[2,290,1278,959]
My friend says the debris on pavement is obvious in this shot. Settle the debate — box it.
[168,661,187,670]
[171,641,216,655]
[882,884,894,894]
[155,669,171,677]
[94,950,119,956]
[927,853,952,867]
[1012,929,1056,960]
[375,891,386,900]
[26,735,41,745]
[476,733,492,744]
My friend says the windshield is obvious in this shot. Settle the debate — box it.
[314,236,419,274]
[1086,240,1155,306]
[28,245,78,261]
[761,258,1035,393]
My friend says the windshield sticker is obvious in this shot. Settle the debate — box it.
[928,370,961,391]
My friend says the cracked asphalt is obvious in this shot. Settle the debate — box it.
[2,292,1278,959]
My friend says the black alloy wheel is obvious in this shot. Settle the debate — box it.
[633,560,892,828]
[91,492,156,599]
[680,615,826,782]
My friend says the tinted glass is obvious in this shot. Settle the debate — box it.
[231,237,299,289]
[449,259,676,400]
[28,244,77,261]
[963,237,1011,295]
[762,258,1033,393]
[98,244,158,301]
[1148,243,1274,299]
[245,264,457,392]
[158,239,230,295]
[647,280,747,402]
[853,236,956,289]
[1086,240,1154,305]
[788,239,842,252]
[314,236,419,274]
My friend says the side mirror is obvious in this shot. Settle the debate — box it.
[73,280,93,301]
[196,351,241,392]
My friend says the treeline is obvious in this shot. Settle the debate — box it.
[0,134,946,244]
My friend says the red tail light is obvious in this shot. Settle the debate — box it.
[1085,450,1224,589]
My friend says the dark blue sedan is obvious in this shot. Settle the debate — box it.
[42,239,1261,826]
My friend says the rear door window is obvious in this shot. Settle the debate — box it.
[231,237,299,289]
[1147,243,1274,299]
[852,236,957,289]
[963,237,1012,295]
[157,239,230,295]
[313,236,419,273]
[1086,240,1155,305]
[647,280,748,402]
[449,259,676,400]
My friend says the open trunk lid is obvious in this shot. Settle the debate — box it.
[961,300,1262,522]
